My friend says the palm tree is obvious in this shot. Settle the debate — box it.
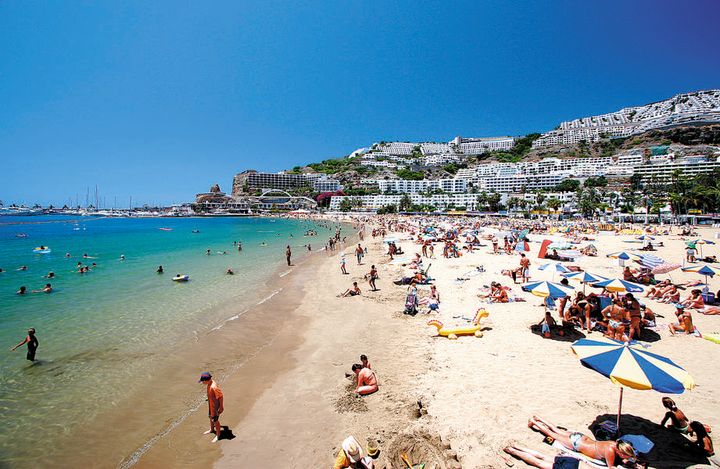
[546,198,562,217]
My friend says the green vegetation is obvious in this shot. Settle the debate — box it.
[395,168,425,180]
[483,133,540,163]
[308,157,356,174]
[583,176,608,188]
[553,179,581,192]
[441,162,466,175]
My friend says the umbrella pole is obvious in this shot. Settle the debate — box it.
[616,387,624,432]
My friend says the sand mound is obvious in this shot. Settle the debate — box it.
[334,392,369,413]
[384,430,460,469]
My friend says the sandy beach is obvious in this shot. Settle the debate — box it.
[133,218,720,469]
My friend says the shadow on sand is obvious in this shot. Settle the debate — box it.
[589,414,708,469]
[530,324,587,342]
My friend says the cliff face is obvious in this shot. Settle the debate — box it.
[642,124,720,146]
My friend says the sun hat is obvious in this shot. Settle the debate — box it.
[342,436,363,463]
[198,372,212,382]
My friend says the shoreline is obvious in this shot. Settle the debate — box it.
[129,227,358,468]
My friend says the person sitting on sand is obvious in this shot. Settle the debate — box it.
[669,304,694,335]
[538,311,557,338]
[333,435,374,469]
[660,397,690,433]
[688,421,715,458]
[489,283,509,303]
[504,445,591,469]
[419,285,440,306]
[660,285,681,304]
[602,297,626,341]
[527,415,637,468]
[645,280,671,299]
[568,292,591,331]
[341,282,361,297]
[352,363,378,395]
[681,289,705,310]
[360,354,371,370]
[623,266,639,283]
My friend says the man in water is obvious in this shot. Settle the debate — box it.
[11,328,39,362]
[286,245,292,266]
[199,372,224,443]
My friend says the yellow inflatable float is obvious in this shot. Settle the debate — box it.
[427,309,489,339]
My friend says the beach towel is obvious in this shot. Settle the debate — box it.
[704,333,720,344]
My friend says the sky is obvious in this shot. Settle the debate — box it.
[1,0,719,207]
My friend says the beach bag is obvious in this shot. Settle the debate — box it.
[404,293,418,315]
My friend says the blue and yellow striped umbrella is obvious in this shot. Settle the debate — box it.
[571,337,694,430]
[607,251,642,261]
[682,264,720,277]
[521,280,574,299]
[562,271,608,293]
[591,278,645,293]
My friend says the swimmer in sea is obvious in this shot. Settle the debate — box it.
[238,242,242,252]
[33,283,52,293]
[157,265,164,274]
[45,272,55,279]
[18,266,28,271]
[17,286,27,295]
[120,254,125,261]
[11,328,39,362]
[65,253,71,258]
[206,249,211,255]
[226,268,234,275]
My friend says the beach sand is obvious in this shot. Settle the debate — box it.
[134,221,720,468]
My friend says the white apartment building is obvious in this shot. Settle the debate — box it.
[420,142,452,154]
[423,153,461,166]
[633,158,720,182]
[313,177,342,193]
[378,142,416,155]
[376,178,468,194]
[477,173,565,193]
[452,136,515,154]
[329,193,483,211]
[532,90,720,148]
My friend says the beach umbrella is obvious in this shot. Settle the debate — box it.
[637,254,666,269]
[682,264,720,285]
[694,239,715,257]
[538,262,571,281]
[521,280,574,299]
[607,251,642,261]
[636,235,655,241]
[591,278,645,293]
[651,263,682,275]
[562,271,608,293]
[383,237,398,244]
[571,337,695,430]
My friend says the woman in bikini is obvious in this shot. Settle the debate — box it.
[602,298,627,341]
[659,397,690,433]
[504,445,591,469]
[528,416,636,469]
[689,421,715,458]
[624,293,642,341]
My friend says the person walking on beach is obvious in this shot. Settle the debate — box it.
[11,328,39,362]
[519,253,531,283]
[355,244,364,265]
[368,265,378,291]
[341,254,348,274]
[285,245,292,266]
[199,372,224,443]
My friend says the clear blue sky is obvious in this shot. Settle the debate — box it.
[1,0,718,206]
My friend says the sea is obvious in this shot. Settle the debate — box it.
[0,215,340,467]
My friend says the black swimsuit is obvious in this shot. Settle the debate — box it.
[26,336,38,361]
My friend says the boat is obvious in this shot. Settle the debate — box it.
[159,227,173,231]
[172,274,190,282]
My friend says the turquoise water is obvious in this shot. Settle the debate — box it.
[0,215,335,467]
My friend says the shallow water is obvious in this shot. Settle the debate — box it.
[0,215,337,467]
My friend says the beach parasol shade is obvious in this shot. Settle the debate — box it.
[651,263,681,275]
[571,337,694,430]
[682,264,720,284]
[591,278,645,293]
[521,280,574,299]
[562,271,608,293]
[637,254,666,269]
[636,235,655,241]
[538,262,571,273]
[607,251,642,261]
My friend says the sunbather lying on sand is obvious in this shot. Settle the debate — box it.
[528,415,637,469]
[504,445,590,469]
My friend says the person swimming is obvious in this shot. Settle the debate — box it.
[157,265,164,274]
[17,286,27,295]
[226,268,234,275]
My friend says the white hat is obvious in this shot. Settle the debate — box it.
[342,436,363,463]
